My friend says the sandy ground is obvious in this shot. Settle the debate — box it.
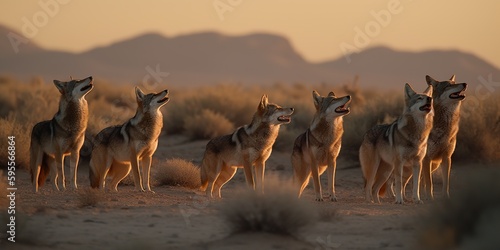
[0,134,476,250]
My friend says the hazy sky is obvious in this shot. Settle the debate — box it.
[1,0,499,67]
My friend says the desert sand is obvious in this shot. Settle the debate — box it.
[1,134,455,250]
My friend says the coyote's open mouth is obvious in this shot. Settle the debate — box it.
[335,100,351,114]
[449,90,466,100]
[157,96,169,103]
[420,103,432,112]
[277,115,291,123]
[80,84,93,92]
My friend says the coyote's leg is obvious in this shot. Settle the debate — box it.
[326,156,337,202]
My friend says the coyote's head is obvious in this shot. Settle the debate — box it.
[135,87,170,114]
[404,83,433,114]
[255,95,294,125]
[426,75,467,107]
[54,76,94,101]
[312,90,351,120]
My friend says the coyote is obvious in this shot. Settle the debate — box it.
[30,76,94,192]
[421,75,467,199]
[292,91,351,201]
[360,83,433,204]
[89,87,169,192]
[200,95,294,198]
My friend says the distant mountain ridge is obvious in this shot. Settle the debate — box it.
[1,24,498,89]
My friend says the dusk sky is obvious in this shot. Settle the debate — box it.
[1,0,499,67]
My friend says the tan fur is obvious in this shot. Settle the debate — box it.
[200,95,294,198]
[421,75,467,199]
[30,76,94,192]
[360,83,433,204]
[89,87,169,192]
[292,91,351,201]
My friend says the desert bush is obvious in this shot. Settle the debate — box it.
[417,167,500,249]
[273,127,302,152]
[341,88,402,160]
[220,177,318,235]
[455,95,500,162]
[163,84,258,135]
[153,158,200,188]
[183,109,235,140]
[87,95,133,136]
[0,114,32,170]
[77,188,102,208]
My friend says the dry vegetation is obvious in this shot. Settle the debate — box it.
[417,167,500,249]
[152,158,200,188]
[1,75,500,171]
[220,177,318,235]
[77,188,102,208]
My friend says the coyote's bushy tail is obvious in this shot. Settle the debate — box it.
[89,162,100,189]
[199,151,216,192]
[89,146,104,189]
[31,156,49,187]
[379,183,387,196]
[30,141,49,188]
[200,157,209,192]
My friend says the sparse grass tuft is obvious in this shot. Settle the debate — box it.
[183,109,235,140]
[77,188,102,208]
[0,114,32,169]
[220,177,318,235]
[417,167,500,250]
[153,158,201,189]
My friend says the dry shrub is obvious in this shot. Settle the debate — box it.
[86,81,137,136]
[220,177,318,235]
[341,88,402,160]
[455,95,500,162]
[153,158,200,188]
[183,109,235,140]
[273,127,302,152]
[0,114,32,170]
[77,188,102,208]
[417,167,500,250]
[163,84,257,134]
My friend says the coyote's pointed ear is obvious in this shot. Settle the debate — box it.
[423,85,433,96]
[312,90,321,109]
[328,91,335,97]
[53,80,65,94]
[259,94,268,111]
[449,75,456,82]
[135,86,145,101]
[404,83,416,100]
[425,75,438,86]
